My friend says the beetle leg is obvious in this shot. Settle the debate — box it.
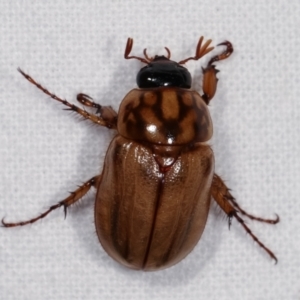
[2,175,102,227]
[18,68,115,129]
[201,65,219,104]
[211,173,279,263]
[207,41,233,66]
[77,93,118,129]
[201,41,233,104]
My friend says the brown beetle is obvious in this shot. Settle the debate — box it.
[2,37,279,270]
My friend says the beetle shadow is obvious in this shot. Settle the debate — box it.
[64,43,143,264]
[64,36,138,253]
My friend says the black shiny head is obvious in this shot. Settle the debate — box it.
[136,56,192,89]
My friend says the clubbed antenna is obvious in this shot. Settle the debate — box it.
[124,38,150,64]
[125,38,172,63]
[178,36,214,65]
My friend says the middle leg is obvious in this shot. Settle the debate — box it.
[18,69,115,129]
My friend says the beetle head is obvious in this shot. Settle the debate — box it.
[124,38,192,89]
[124,37,215,89]
[136,56,192,88]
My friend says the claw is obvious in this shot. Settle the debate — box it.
[79,93,93,101]
[63,205,67,219]
[208,41,233,66]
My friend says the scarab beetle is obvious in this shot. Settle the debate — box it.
[2,37,279,270]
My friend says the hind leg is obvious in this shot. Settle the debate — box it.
[2,175,102,227]
[211,173,279,263]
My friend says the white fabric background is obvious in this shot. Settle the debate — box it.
[0,1,299,299]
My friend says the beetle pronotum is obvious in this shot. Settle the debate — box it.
[2,37,279,270]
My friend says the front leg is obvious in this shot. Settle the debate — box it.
[77,93,118,129]
[211,173,279,263]
[201,41,233,104]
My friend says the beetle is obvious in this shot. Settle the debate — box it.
[2,36,279,270]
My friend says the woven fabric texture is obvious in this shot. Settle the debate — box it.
[0,1,299,299]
